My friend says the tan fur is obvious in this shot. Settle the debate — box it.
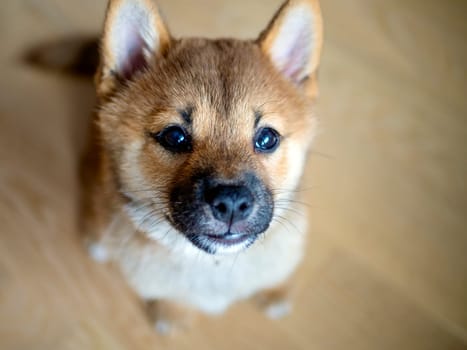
[82,0,323,330]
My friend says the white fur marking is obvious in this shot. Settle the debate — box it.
[88,242,110,263]
[265,300,292,320]
[154,320,172,335]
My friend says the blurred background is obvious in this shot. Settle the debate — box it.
[0,0,466,349]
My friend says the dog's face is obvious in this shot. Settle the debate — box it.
[96,0,322,255]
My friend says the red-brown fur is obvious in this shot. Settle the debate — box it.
[81,0,323,333]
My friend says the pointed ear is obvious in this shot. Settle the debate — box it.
[258,0,323,86]
[97,0,171,97]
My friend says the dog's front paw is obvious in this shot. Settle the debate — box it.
[264,300,292,320]
[146,300,195,335]
[253,286,293,320]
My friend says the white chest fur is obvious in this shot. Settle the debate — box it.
[100,210,306,314]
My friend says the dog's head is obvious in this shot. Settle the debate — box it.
[96,0,323,255]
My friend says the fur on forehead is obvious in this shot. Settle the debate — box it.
[104,38,311,124]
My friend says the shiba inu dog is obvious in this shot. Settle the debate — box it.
[80,0,323,333]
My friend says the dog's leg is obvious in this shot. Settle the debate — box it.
[81,199,112,263]
[82,215,115,263]
[253,283,294,320]
[146,300,196,335]
[80,129,120,263]
[82,206,133,263]
[81,208,112,261]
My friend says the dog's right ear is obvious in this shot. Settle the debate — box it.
[96,0,171,97]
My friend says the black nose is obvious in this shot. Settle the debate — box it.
[205,185,254,224]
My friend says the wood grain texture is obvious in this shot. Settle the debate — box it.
[0,0,466,349]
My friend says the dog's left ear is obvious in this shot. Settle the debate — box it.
[258,0,323,88]
[97,0,171,97]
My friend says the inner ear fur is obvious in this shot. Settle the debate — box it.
[257,0,323,95]
[96,0,171,98]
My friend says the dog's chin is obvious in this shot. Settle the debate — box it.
[185,232,259,255]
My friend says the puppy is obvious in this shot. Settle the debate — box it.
[81,0,323,333]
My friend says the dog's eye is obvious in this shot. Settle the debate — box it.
[254,127,281,153]
[154,125,192,153]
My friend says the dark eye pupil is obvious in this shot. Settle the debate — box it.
[255,127,280,153]
[165,128,185,146]
[155,126,192,153]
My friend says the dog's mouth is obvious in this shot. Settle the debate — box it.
[163,213,259,254]
[186,231,258,255]
[205,232,250,244]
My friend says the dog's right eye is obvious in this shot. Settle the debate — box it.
[152,125,192,153]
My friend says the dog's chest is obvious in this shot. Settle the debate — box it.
[111,217,306,314]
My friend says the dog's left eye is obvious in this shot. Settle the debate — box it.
[254,127,281,153]
[153,125,192,153]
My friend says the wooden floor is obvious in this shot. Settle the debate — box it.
[1,0,466,349]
